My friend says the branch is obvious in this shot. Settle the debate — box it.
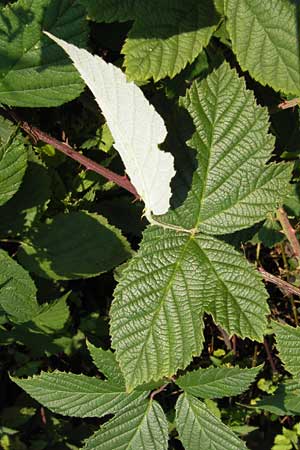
[277,207,300,261]
[4,110,139,198]
[258,267,300,297]
[269,97,300,114]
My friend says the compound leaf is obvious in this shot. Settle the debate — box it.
[177,365,261,399]
[159,61,291,234]
[273,321,300,377]
[0,250,39,323]
[84,400,168,450]
[18,211,131,280]
[175,393,247,450]
[225,0,300,95]
[0,0,88,107]
[111,227,268,390]
[44,33,175,218]
[12,371,148,418]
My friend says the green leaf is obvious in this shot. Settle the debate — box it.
[0,161,51,236]
[159,61,291,234]
[0,0,88,107]
[175,393,247,450]
[111,226,268,390]
[225,0,300,95]
[256,380,300,416]
[12,371,148,418]
[18,211,131,280]
[0,250,39,322]
[0,125,27,206]
[123,0,219,82]
[32,293,70,333]
[273,321,300,377]
[176,365,261,398]
[82,0,219,82]
[83,400,168,450]
[87,342,125,386]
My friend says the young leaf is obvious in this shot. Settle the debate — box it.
[159,61,291,234]
[83,400,168,450]
[225,0,300,95]
[176,365,262,399]
[0,0,88,107]
[111,227,268,390]
[273,321,300,377]
[0,125,27,206]
[0,250,40,323]
[175,393,247,450]
[17,212,131,280]
[44,32,175,219]
[87,341,125,386]
[12,371,148,418]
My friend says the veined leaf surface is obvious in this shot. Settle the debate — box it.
[175,394,247,450]
[84,400,168,450]
[111,227,268,390]
[159,62,291,234]
[44,33,175,218]
[225,0,300,95]
[273,321,300,377]
[13,371,148,418]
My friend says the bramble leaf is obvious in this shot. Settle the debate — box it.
[0,0,88,107]
[18,212,131,280]
[111,227,268,390]
[273,321,300,377]
[12,371,148,418]
[82,0,219,82]
[175,393,247,450]
[159,61,291,234]
[0,250,39,323]
[0,119,27,206]
[225,0,300,95]
[87,342,125,386]
[83,400,168,450]
[176,365,261,398]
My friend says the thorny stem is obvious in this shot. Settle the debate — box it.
[277,207,300,262]
[258,267,300,297]
[4,110,139,198]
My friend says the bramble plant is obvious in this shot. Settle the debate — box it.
[1,0,300,449]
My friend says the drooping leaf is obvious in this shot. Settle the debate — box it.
[83,400,168,450]
[273,321,300,377]
[111,226,268,390]
[0,250,39,323]
[176,365,261,399]
[0,124,27,206]
[44,33,175,218]
[0,0,88,107]
[159,61,291,234]
[0,161,51,236]
[18,211,131,280]
[225,0,300,95]
[82,0,219,82]
[87,341,125,386]
[12,371,148,418]
[175,393,247,450]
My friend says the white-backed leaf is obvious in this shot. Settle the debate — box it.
[44,33,175,218]
[273,321,300,377]
[111,227,268,390]
[175,393,247,450]
[12,371,148,418]
[225,0,300,95]
[84,400,168,450]
[177,365,261,398]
